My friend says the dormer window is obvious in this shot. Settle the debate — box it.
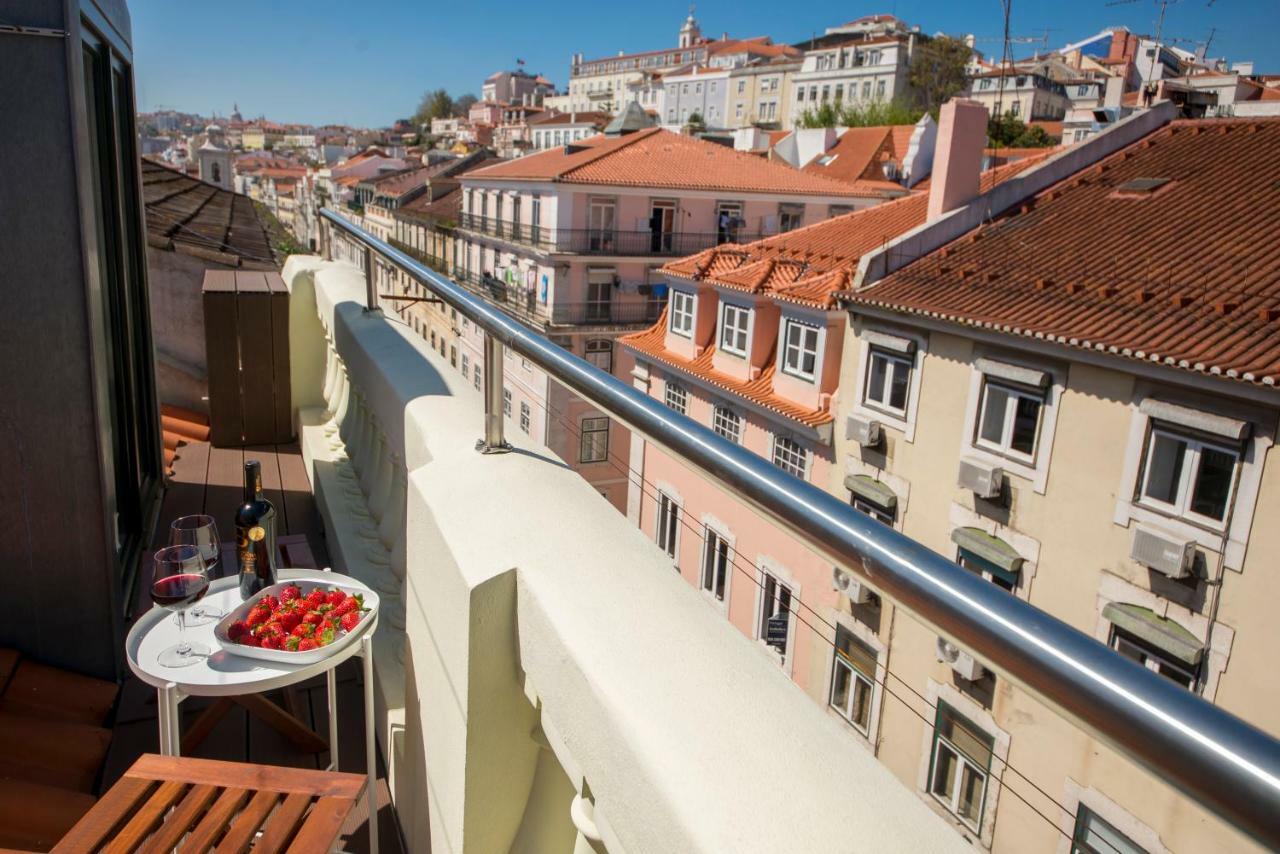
[781,320,820,381]
[669,290,695,337]
[719,303,751,356]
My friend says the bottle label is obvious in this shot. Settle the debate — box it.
[249,526,265,542]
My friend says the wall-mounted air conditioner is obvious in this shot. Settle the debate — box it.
[958,458,1003,499]
[1130,525,1196,579]
[831,567,872,604]
[936,637,985,681]
[846,415,882,448]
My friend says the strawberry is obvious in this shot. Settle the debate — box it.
[280,585,302,603]
[302,611,323,625]
[284,636,301,652]
[245,604,271,628]
[227,620,250,641]
[240,635,261,647]
[291,622,315,638]
[298,638,318,651]
[325,589,345,606]
[305,588,326,608]
[318,626,337,647]
[334,597,358,617]
[278,611,302,632]
[261,595,280,611]
[340,610,361,632]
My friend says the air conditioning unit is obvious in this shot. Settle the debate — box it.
[1130,525,1196,579]
[936,637,986,681]
[958,458,1003,499]
[831,567,872,604]
[845,415,882,447]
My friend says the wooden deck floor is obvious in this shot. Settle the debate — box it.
[106,439,405,853]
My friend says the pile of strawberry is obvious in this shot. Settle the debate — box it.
[227,584,366,651]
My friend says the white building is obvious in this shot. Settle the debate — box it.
[790,27,918,124]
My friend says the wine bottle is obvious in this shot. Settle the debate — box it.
[236,460,278,599]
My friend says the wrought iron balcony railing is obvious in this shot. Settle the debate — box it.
[455,213,764,257]
[319,208,1280,848]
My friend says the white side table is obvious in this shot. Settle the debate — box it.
[125,568,380,853]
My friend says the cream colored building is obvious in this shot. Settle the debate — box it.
[727,57,800,129]
[825,107,1279,851]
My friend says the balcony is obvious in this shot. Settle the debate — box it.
[456,213,764,257]
[293,211,1280,852]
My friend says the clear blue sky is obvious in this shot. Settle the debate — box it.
[131,0,1278,128]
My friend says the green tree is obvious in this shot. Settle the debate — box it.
[412,88,454,127]
[453,93,478,118]
[797,99,924,129]
[987,112,1056,148]
[684,111,707,134]
[908,35,972,113]
[797,102,841,128]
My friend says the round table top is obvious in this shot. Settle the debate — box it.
[126,568,378,697]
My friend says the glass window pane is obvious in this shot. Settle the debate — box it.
[958,763,986,824]
[939,706,994,768]
[867,354,888,404]
[932,744,958,800]
[888,360,910,411]
[1010,395,1041,456]
[850,677,872,729]
[1073,806,1147,854]
[1190,446,1235,520]
[1143,433,1186,505]
[979,385,1009,445]
[831,662,852,713]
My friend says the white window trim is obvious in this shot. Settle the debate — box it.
[1093,572,1234,701]
[779,317,823,382]
[719,301,753,357]
[712,404,742,444]
[959,354,1063,494]
[916,680,1010,849]
[654,483,684,566]
[752,556,799,677]
[824,610,886,749]
[973,380,1044,465]
[1135,428,1239,530]
[851,325,928,442]
[1057,779,1169,854]
[664,379,689,414]
[772,433,810,479]
[845,457,912,530]
[698,515,735,612]
[669,288,696,338]
[1113,395,1270,570]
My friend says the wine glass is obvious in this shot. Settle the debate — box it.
[150,544,211,668]
[169,515,223,625]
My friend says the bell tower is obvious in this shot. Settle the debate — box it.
[678,5,701,49]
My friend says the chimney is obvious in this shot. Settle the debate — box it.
[1104,75,1125,109]
[927,99,987,221]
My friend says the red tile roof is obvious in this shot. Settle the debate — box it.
[841,118,1280,387]
[465,128,875,197]
[620,156,1052,427]
[800,125,919,190]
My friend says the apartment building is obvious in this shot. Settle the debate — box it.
[826,111,1280,851]
[790,21,918,124]
[966,70,1070,120]
[444,124,883,509]
[527,111,610,151]
[727,55,801,129]
[356,166,434,241]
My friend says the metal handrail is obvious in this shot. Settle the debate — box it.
[319,208,1280,847]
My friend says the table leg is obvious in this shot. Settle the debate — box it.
[160,682,182,756]
[362,635,378,854]
[327,666,340,771]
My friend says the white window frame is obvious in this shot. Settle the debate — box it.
[585,338,613,373]
[780,319,821,381]
[664,380,688,414]
[863,347,913,417]
[669,289,696,337]
[519,401,531,434]
[699,520,734,609]
[928,708,991,834]
[754,559,797,672]
[772,435,808,479]
[973,379,1044,464]
[579,416,609,463]
[473,364,481,391]
[959,354,1063,494]
[1109,626,1198,689]
[502,387,512,416]
[655,489,682,564]
[1135,427,1239,531]
[850,326,927,442]
[719,302,752,357]
[829,622,877,737]
[712,405,741,443]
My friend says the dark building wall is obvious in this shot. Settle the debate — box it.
[0,0,147,680]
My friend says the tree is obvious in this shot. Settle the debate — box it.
[452,94,478,118]
[908,35,972,113]
[987,112,1056,148]
[684,111,706,134]
[412,89,454,128]
[797,99,924,130]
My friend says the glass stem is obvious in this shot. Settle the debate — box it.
[176,611,190,656]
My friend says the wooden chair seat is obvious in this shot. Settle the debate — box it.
[0,778,97,851]
[0,712,112,793]
[0,659,119,727]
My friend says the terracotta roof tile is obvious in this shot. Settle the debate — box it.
[841,118,1280,387]
[466,128,875,197]
[140,159,276,267]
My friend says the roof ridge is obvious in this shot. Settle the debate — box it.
[559,127,664,179]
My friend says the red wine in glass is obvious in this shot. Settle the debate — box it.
[151,573,211,609]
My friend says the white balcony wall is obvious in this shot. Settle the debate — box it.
[284,255,969,853]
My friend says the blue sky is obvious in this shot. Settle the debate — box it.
[132,0,1278,128]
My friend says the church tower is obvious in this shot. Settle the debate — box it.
[678,6,701,49]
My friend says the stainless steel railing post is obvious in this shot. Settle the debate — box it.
[364,244,378,312]
[320,218,331,261]
[476,333,511,454]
